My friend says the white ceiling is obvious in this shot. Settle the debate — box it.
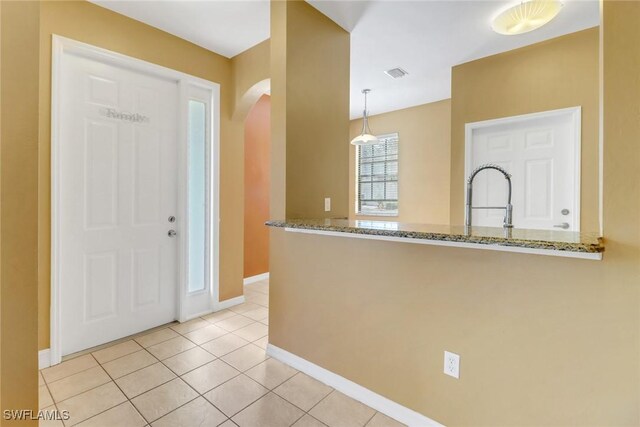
[308,0,600,118]
[91,0,599,119]
[90,0,270,58]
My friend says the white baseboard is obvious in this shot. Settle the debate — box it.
[266,344,444,427]
[243,272,269,285]
[217,295,245,310]
[39,349,51,370]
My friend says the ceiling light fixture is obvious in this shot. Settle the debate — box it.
[350,89,380,146]
[491,0,563,36]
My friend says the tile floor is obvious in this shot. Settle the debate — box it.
[39,279,404,427]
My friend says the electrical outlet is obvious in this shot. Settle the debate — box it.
[324,197,331,212]
[444,351,460,379]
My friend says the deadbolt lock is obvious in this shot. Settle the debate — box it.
[168,216,176,223]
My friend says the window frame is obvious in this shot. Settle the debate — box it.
[355,132,399,217]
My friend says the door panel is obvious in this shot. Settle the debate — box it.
[60,52,179,356]
[524,158,553,219]
[83,252,117,321]
[84,120,118,229]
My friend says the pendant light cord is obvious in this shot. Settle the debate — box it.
[362,89,370,135]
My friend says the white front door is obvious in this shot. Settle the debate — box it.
[59,50,179,355]
[466,108,581,231]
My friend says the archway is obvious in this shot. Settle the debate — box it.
[237,80,271,283]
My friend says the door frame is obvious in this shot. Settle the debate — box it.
[464,106,582,231]
[50,35,221,365]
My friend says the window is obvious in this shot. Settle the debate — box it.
[188,100,207,292]
[356,133,399,216]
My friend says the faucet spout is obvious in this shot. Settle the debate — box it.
[465,164,513,229]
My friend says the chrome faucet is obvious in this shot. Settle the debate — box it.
[465,164,513,229]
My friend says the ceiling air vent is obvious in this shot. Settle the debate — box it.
[384,67,408,79]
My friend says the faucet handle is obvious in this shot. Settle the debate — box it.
[504,204,514,228]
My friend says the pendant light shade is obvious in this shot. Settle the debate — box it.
[351,89,380,146]
[492,0,563,36]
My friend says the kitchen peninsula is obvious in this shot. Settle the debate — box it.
[266,219,604,260]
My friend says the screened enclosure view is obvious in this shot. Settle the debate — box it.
[356,133,399,216]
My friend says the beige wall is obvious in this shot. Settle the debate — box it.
[270,0,287,220]
[348,100,451,224]
[451,27,600,230]
[270,3,640,426]
[271,0,350,219]
[38,1,245,350]
[231,39,270,121]
[1,1,40,422]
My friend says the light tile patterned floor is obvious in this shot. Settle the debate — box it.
[39,279,405,427]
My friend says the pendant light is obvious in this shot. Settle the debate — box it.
[492,0,563,36]
[350,89,380,146]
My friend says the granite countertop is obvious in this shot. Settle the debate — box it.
[266,218,604,254]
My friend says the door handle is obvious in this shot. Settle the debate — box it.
[553,222,570,230]
[168,230,177,237]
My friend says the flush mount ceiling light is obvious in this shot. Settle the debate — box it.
[492,0,563,35]
[350,89,380,146]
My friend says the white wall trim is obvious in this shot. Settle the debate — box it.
[464,106,582,232]
[284,227,602,260]
[266,344,444,427]
[216,295,246,311]
[243,272,269,285]
[51,35,221,365]
[39,349,51,370]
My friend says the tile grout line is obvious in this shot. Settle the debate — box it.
[149,346,277,423]
[44,328,178,385]
[60,321,180,363]
[56,353,144,427]
[363,410,380,426]
[90,351,210,426]
[42,361,99,387]
[47,366,113,407]
[208,371,286,420]
[50,347,167,404]
[270,372,333,418]
[89,352,149,426]
[60,347,177,425]
[305,389,336,419]
[40,371,68,424]
[135,357,243,425]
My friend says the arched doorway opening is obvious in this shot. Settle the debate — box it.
[236,79,271,282]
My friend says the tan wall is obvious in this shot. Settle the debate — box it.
[244,95,271,278]
[348,100,451,224]
[270,0,287,220]
[38,1,244,350]
[451,27,600,230]
[231,39,270,121]
[269,3,640,426]
[271,0,350,219]
[1,1,40,422]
